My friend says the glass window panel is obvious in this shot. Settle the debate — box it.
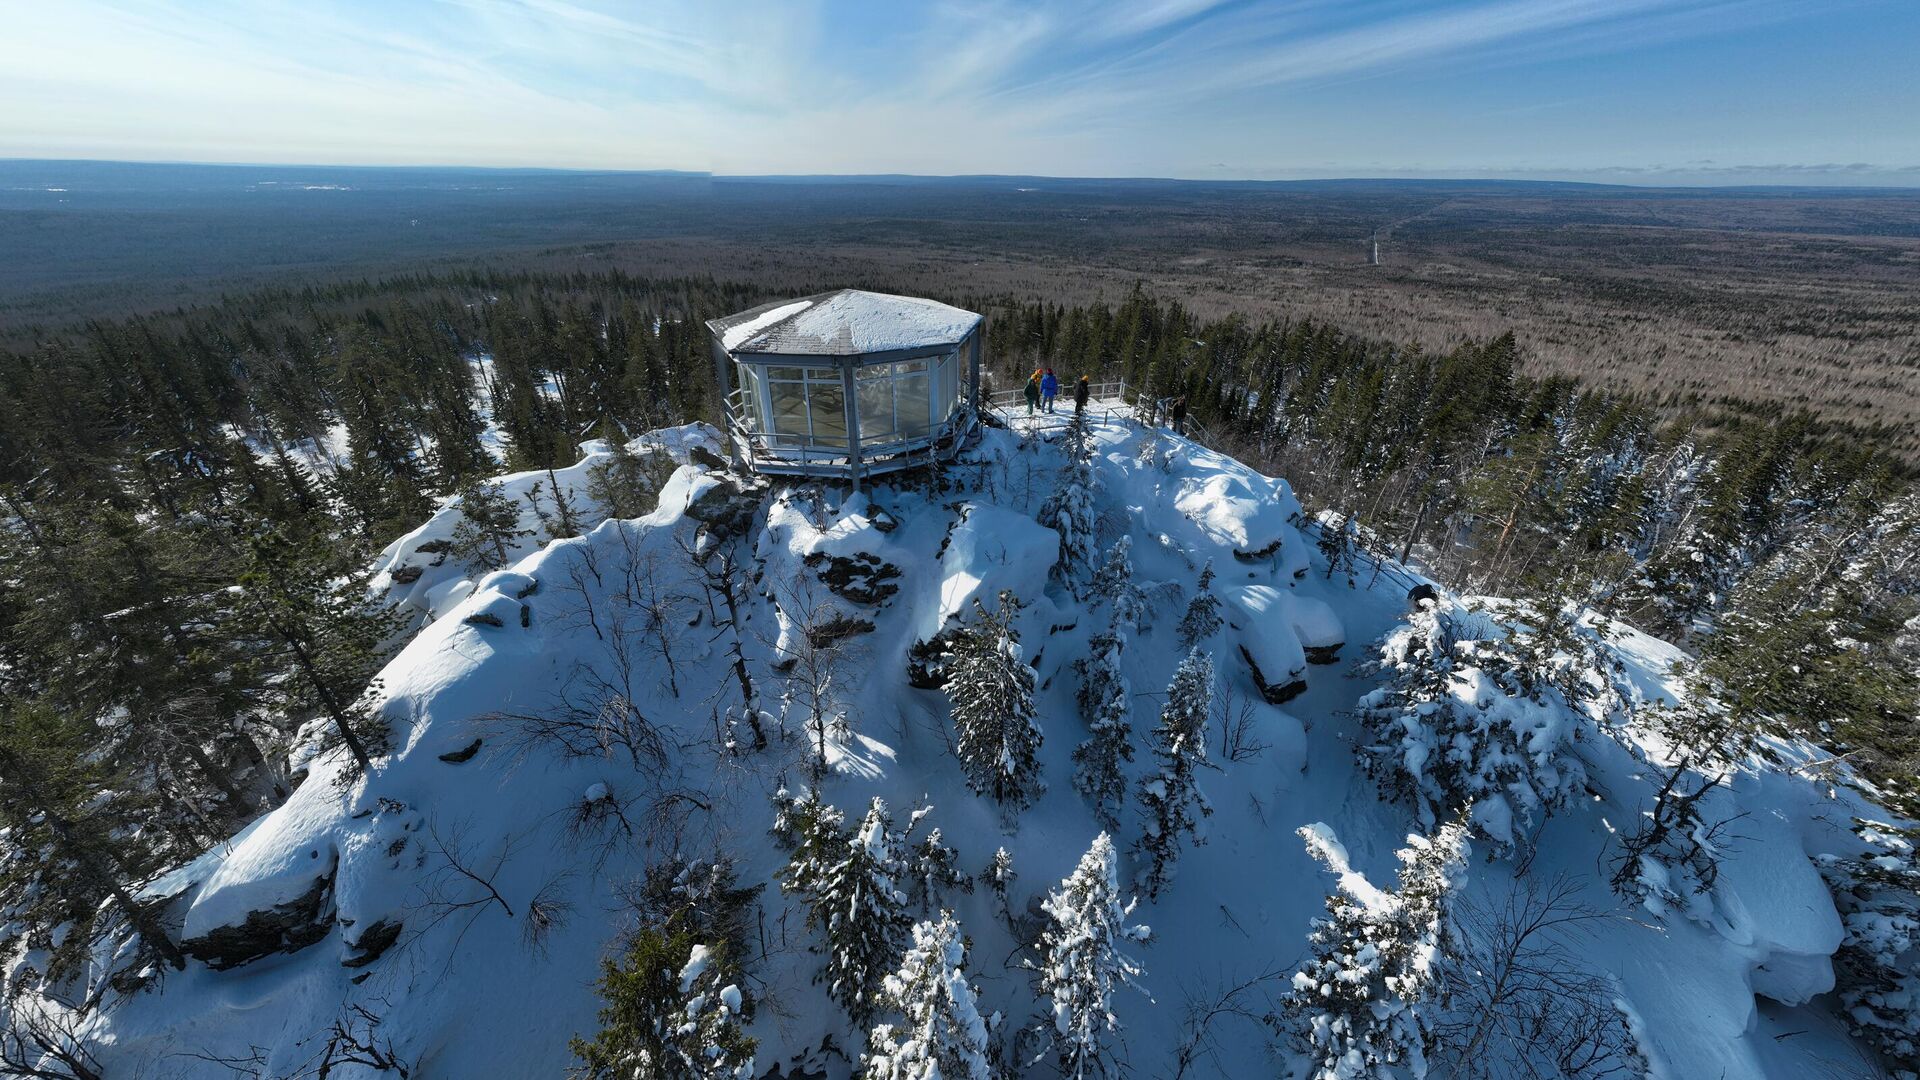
[896,358,927,374]
[769,379,810,441]
[807,382,847,446]
[896,372,932,437]
[858,373,895,446]
[764,366,804,383]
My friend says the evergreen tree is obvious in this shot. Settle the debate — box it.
[587,438,667,520]
[1072,627,1134,832]
[1175,560,1224,651]
[780,796,914,1027]
[944,592,1045,813]
[986,848,1018,928]
[239,527,401,771]
[1284,821,1471,1080]
[862,913,993,1080]
[1355,602,1592,858]
[1038,412,1100,586]
[1135,649,1214,898]
[450,479,530,573]
[1087,536,1147,631]
[570,933,756,1080]
[1031,833,1150,1080]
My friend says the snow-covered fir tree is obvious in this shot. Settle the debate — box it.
[1072,622,1134,832]
[780,795,914,1027]
[1135,648,1214,899]
[1354,601,1591,858]
[986,847,1018,928]
[1175,560,1223,651]
[1284,821,1471,1080]
[1038,412,1100,585]
[1817,820,1920,1078]
[1031,833,1150,1080]
[570,934,756,1080]
[902,804,971,915]
[945,592,1045,812]
[1087,536,1147,631]
[861,912,993,1080]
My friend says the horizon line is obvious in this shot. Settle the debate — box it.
[5,156,1920,192]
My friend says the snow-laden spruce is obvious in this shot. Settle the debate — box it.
[1031,833,1150,1080]
[1285,821,1471,1080]
[862,912,993,1080]
[1134,648,1214,899]
[1037,412,1101,587]
[944,591,1045,813]
[1355,601,1598,857]
[779,794,914,1028]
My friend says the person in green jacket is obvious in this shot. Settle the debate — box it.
[1024,372,1041,416]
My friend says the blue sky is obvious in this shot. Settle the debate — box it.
[2,0,1916,183]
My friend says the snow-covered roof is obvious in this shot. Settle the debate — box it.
[708,289,982,357]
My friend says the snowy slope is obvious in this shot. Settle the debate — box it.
[63,413,1888,1078]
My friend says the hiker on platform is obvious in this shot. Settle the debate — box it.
[1040,369,1060,413]
[1074,375,1091,414]
[1171,395,1189,435]
[1024,372,1041,416]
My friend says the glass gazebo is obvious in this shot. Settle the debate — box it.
[708,290,983,484]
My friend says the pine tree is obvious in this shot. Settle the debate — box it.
[587,438,666,520]
[1135,649,1214,898]
[902,808,971,915]
[1072,627,1133,831]
[986,848,1018,928]
[862,913,992,1080]
[1038,412,1100,586]
[1087,536,1147,631]
[569,933,756,1079]
[945,592,1045,813]
[239,527,401,771]
[1175,560,1223,651]
[1355,602,1592,858]
[780,796,914,1027]
[450,478,531,573]
[1031,833,1150,1080]
[1284,821,1471,1080]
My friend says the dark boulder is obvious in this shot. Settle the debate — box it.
[1239,644,1307,705]
[341,918,403,969]
[803,550,901,606]
[1408,583,1439,608]
[182,871,335,971]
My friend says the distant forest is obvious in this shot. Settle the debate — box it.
[1,269,1914,978]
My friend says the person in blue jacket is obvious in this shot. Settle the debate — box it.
[1040,368,1060,413]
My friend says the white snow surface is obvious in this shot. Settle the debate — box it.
[62,413,1887,1079]
[718,289,980,355]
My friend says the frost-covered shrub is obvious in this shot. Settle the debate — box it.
[1283,821,1471,1080]
[863,913,993,1080]
[1818,820,1920,1078]
[1607,760,1729,925]
[1031,833,1150,1080]
[1355,602,1595,857]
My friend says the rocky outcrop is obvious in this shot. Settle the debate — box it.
[182,871,335,971]
[1240,644,1306,705]
[686,475,764,541]
[340,918,403,969]
[804,550,901,605]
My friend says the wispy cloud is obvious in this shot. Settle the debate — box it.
[0,0,1912,180]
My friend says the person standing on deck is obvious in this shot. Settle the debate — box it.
[1040,369,1060,413]
[1170,395,1189,435]
[1074,375,1091,414]
[1025,372,1041,416]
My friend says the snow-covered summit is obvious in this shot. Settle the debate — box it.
[43,409,1892,1078]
